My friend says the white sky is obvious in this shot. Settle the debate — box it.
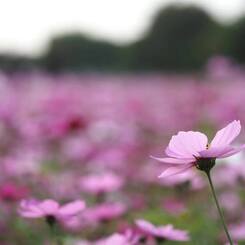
[0,0,244,56]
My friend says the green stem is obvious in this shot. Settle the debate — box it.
[49,223,63,245]
[206,171,233,245]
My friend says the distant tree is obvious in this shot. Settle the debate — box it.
[223,17,245,64]
[42,33,122,72]
[0,54,37,73]
[0,5,232,74]
[131,5,223,71]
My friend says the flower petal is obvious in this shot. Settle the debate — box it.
[218,144,245,158]
[198,146,233,158]
[168,131,207,158]
[211,120,241,147]
[18,211,45,218]
[151,156,194,164]
[135,219,157,235]
[18,199,45,218]
[38,200,59,215]
[158,225,190,241]
[59,200,86,217]
[158,163,193,178]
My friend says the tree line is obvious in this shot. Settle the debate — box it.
[2,5,245,73]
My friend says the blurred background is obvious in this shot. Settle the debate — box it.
[1,1,245,245]
[0,0,245,73]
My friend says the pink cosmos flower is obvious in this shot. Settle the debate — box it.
[153,120,245,177]
[135,219,189,242]
[18,199,86,225]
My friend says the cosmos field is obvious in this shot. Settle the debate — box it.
[1,57,245,244]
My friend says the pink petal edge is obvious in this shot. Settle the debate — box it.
[158,163,194,178]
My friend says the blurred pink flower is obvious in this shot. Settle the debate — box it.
[206,56,236,80]
[229,222,245,241]
[84,202,126,223]
[213,163,245,187]
[162,198,186,215]
[0,183,29,202]
[74,241,91,245]
[135,219,189,242]
[95,233,135,245]
[159,169,205,189]
[79,173,123,195]
[18,199,85,225]
[153,120,245,177]
[219,192,241,214]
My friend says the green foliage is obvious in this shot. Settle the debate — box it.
[0,54,38,73]
[223,17,245,63]
[131,5,222,71]
[42,33,123,72]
